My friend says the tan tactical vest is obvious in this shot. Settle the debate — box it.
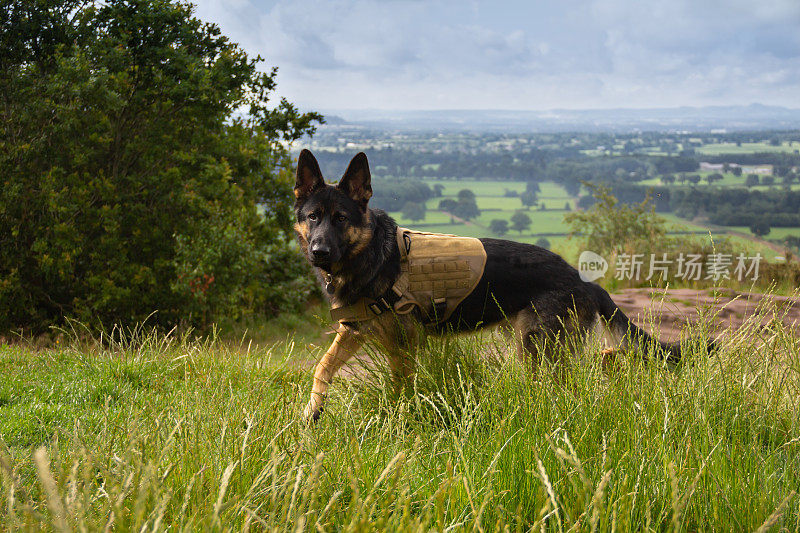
[330,227,487,325]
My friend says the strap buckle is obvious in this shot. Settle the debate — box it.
[368,297,392,316]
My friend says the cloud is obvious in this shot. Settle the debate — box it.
[192,0,800,110]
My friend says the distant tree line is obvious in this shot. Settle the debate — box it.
[581,185,800,228]
[673,189,800,228]
[700,153,800,166]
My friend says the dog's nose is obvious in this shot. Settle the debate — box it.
[311,245,330,262]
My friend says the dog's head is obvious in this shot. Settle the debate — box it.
[293,149,373,271]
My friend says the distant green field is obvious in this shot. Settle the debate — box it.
[393,181,575,238]
[725,235,782,260]
[660,216,782,260]
[391,210,571,239]
[425,179,527,196]
[391,210,454,226]
[476,208,570,234]
[696,141,800,155]
[422,195,513,211]
[424,179,574,209]
[726,226,800,240]
[393,178,789,263]
[391,179,577,257]
[765,227,800,240]
[660,213,713,233]
[475,196,526,209]
[537,181,571,198]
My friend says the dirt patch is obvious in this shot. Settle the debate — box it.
[612,287,800,342]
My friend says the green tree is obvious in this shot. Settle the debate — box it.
[520,190,538,208]
[489,219,509,236]
[510,212,532,234]
[457,189,476,203]
[446,189,480,220]
[452,199,480,220]
[732,166,743,177]
[0,0,322,332]
[564,183,668,258]
[402,202,426,222]
[761,175,775,186]
[438,198,458,212]
[750,220,771,237]
[535,237,551,249]
[745,174,760,187]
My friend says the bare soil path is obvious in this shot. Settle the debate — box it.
[612,287,800,342]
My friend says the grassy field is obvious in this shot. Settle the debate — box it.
[1,303,799,530]
[423,179,527,197]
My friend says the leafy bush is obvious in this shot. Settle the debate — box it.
[566,183,668,259]
[0,0,321,332]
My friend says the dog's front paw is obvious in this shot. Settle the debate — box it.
[302,399,324,423]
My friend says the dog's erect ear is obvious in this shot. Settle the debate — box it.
[337,152,372,208]
[294,149,325,201]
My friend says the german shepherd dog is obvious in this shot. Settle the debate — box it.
[294,149,690,421]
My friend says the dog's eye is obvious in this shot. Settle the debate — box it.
[307,213,318,222]
[335,214,348,223]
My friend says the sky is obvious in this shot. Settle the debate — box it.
[192,0,800,111]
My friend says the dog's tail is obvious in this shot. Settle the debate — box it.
[588,283,716,364]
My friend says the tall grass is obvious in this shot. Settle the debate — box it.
[0,298,799,530]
